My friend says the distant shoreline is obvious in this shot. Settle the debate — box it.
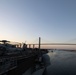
[48,49,76,52]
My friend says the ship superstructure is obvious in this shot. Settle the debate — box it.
[0,39,48,75]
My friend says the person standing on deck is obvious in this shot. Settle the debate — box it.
[23,43,28,55]
[23,43,27,50]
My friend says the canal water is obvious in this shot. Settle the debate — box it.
[44,50,76,75]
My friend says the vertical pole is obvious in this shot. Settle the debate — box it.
[39,37,41,56]
[39,37,41,50]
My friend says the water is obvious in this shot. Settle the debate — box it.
[23,50,76,75]
[44,50,76,75]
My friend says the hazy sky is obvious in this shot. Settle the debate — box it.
[0,0,76,44]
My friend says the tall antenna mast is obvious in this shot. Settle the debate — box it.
[39,37,41,50]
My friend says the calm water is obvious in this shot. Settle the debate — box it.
[44,50,76,75]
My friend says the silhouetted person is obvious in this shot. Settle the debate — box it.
[23,43,26,51]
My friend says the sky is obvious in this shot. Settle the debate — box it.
[0,0,76,46]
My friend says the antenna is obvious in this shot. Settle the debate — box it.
[39,37,41,50]
[39,37,42,56]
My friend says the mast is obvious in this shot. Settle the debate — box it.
[39,37,41,50]
[39,37,41,56]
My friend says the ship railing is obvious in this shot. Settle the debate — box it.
[0,57,17,74]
